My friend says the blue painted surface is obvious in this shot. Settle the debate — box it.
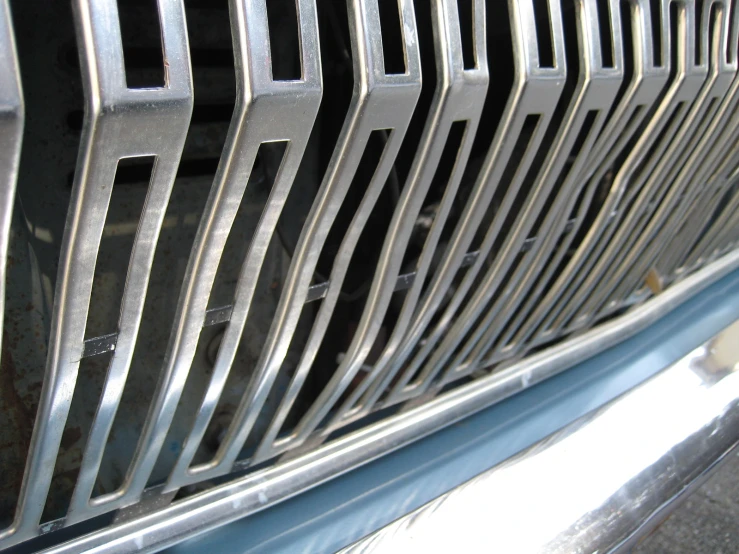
[166,268,739,554]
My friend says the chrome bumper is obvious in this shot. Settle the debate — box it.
[342,320,739,553]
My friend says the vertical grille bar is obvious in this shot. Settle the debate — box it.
[368,0,568,406]
[495,0,671,357]
[545,0,705,334]
[1,0,193,542]
[271,0,490,448]
[0,0,24,539]
[163,0,422,483]
[427,0,627,389]
[576,0,729,322]
[0,0,23,418]
[636,2,739,286]
[159,0,323,491]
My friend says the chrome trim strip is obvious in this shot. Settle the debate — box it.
[40,247,739,554]
[1,0,193,544]
[341,319,739,554]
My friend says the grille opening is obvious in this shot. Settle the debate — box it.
[669,2,679,76]
[694,0,707,65]
[533,0,556,68]
[84,156,156,340]
[651,0,664,66]
[457,0,476,69]
[0,329,42,530]
[465,0,512,164]
[151,320,228,475]
[266,0,302,80]
[118,0,165,88]
[316,130,391,286]
[573,104,645,248]
[378,0,407,74]
[603,1,635,127]
[67,109,83,133]
[41,353,110,523]
[227,305,316,466]
[385,0,436,186]
[304,129,394,390]
[531,109,600,238]
[596,0,615,68]
[190,103,234,124]
[727,0,737,63]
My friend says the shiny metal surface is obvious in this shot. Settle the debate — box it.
[3,0,739,549]
[0,0,23,426]
[341,319,739,554]
[38,248,739,554]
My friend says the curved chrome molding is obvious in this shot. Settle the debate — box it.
[41,246,739,554]
[342,319,739,553]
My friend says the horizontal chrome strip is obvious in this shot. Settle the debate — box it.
[41,244,739,554]
[341,319,739,554]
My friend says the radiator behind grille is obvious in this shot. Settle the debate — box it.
[1,0,739,550]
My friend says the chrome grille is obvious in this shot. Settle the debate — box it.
[2,0,739,550]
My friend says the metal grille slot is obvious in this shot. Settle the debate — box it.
[2,0,739,550]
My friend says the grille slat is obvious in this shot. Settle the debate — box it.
[417,0,626,391]
[160,0,323,492]
[317,0,490,440]
[579,1,731,321]
[372,0,569,406]
[0,0,23,538]
[3,0,739,549]
[1,0,193,540]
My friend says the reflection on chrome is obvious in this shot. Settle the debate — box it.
[342,321,739,553]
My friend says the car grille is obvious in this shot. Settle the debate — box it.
[2,0,739,550]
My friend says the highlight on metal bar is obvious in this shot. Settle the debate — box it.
[2,0,193,542]
[0,0,24,538]
[258,0,490,456]
[161,0,422,487]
